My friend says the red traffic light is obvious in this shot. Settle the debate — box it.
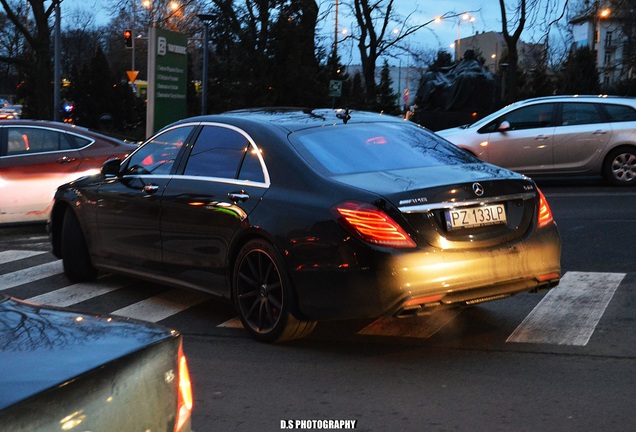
[124,30,133,48]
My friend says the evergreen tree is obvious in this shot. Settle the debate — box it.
[375,60,398,114]
[557,47,600,95]
[429,50,453,71]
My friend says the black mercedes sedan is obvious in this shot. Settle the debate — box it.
[0,295,192,431]
[49,108,561,343]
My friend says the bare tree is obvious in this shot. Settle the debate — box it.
[0,0,60,118]
[498,0,569,103]
[349,0,463,106]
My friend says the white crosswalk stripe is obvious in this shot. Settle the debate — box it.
[0,250,47,264]
[0,250,628,342]
[0,260,63,291]
[111,289,210,323]
[506,271,625,346]
[25,274,130,307]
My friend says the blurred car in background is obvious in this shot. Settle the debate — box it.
[0,295,193,431]
[437,95,636,186]
[0,120,137,224]
[0,105,22,120]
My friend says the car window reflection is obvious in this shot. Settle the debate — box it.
[124,126,193,175]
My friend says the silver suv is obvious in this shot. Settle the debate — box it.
[436,95,636,186]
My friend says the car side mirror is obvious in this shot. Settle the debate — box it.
[101,158,122,176]
[497,120,511,132]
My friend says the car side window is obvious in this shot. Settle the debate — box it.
[125,126,193,175]
[5,127,90,155]
[560,103,603,126]
[185,125,265,182]
[603,103,636,122]
[500,103,555,131]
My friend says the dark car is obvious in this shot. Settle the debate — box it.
[49,108,561,343]
[0,295,192,431]
[0,120,137,224]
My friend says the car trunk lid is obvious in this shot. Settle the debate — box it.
[332,163,538,249]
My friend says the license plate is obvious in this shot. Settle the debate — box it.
[445,204,507,231]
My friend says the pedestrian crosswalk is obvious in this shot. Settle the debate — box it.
[0,249,628,346]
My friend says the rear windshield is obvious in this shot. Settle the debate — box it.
[289,122,476,175]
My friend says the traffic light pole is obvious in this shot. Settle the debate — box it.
[53,1,61,122]
[131,0,136,71]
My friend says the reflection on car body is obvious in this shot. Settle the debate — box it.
[49,108,562,343]
[437,95,636,186]
[0,120,137,224]
[0,295,192,431]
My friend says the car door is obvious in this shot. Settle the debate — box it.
[0,126,84,223]
[551,102,612,172]
[93,125,195,271]
[160,124,269,294]
[480,103,556,173]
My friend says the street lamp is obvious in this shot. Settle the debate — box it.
[198,14,214,115]
[456,13,476,61]
[434,13,476,61]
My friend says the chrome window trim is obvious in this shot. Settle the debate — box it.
[160,121,271,187]
[398,192,535,213]
[120,173,269,189]
[2,125,96,155]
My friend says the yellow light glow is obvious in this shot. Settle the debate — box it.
[479,141,488,147]
[600,8,611,18]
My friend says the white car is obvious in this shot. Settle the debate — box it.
[436,95,636,186]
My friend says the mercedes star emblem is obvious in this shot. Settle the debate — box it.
[472,182,484,196]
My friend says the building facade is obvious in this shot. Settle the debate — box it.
[457,31,545,75]
[570,4,634,86]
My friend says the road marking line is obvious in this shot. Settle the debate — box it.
[111,289,209,322]
[0,250,47,265]
[25,275,129,307]
[506,271,625,346]
[0,260,63,291]
[218,317,244,328]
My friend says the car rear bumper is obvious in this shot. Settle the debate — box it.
[291,223,561,321]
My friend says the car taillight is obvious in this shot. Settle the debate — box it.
[537,188,554,228]
[175,341,193,432]
[334,201,416,248]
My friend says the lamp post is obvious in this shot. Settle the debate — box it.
[53,0,61,122]
[198,14,214,115]
[456,13,475,61]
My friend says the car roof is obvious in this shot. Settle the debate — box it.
[0,119,129,143]
[169,108,406,133]
[514,95,636,106]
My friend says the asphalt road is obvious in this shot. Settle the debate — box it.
[1,177,635,432]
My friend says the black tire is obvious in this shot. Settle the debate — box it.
[603,147,636,186]
[232,239,316,343]
[61,208,98,282]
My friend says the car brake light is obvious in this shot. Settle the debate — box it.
[334,202,416,248]
[175,341,193,432]
[537,188,554,228]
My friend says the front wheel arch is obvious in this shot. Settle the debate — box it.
[231,238,316,343]
[602,146,636,186]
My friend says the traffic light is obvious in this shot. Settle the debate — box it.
[124,30,133,48]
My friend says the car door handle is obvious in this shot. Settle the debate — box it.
[593,130,608,135]
[534,135,549,141]
[229,191,249,203]
[143,183,160,194]
[56,156,77,164]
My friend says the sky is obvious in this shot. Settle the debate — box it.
[61,0,570,61]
